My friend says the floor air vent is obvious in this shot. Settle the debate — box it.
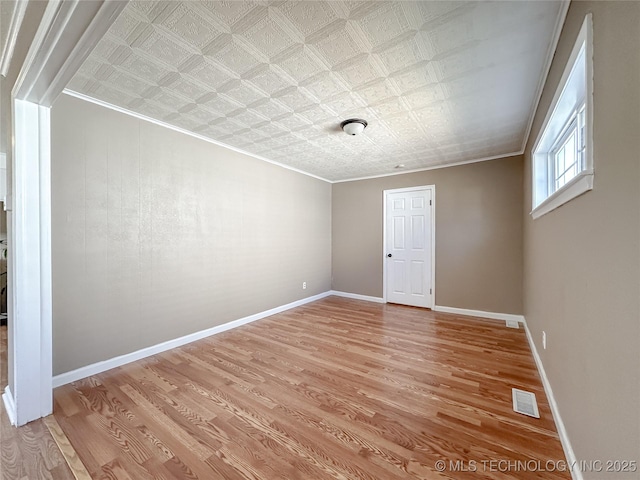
[512,388,540,418]
[506,320,519,328]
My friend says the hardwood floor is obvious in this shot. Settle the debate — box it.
[0,326,75,480]
[53,297,569,479]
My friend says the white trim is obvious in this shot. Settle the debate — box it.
[0,152,7,205]
[8,0,124,426]
[63,88,527,186]
[53,292,332,388]
[433,305,526,324]
[382,185,436,308]
[12,0,59,99]
[42,1,126,106]
[531,171,593,219]
[62,90,332,184]
[332,153,522,184]
[531,14,594,216]
[2,386,17,426]
[329,290,385,304]
[13,1,127,107]
[381,185,432,195]
[521,0,571,153]
[0,0,28,77]
[39,105,53,417]
[532,14,592,160]
[524,322,582,480]
[10,100,52,425]
[47,1,571,187]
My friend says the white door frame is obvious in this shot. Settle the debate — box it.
[5,99,54,425]
[2,0,125,426]
[382,185,436,308]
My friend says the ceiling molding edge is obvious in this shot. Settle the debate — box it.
[63,89,526,185]
[332,152,525,184]
[0,0,28,77]
[520,0,572,155]
[61,89,333,184]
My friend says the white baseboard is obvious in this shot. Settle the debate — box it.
[433,305,525,323]
[329,290,385,303]
[2,386,16,426]
[524,323,582,480]
[49,288,578,480]
[327,295,525,325]
[53,291,332,388]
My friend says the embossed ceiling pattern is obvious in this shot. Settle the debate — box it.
[68,0,563,181]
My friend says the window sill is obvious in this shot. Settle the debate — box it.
[531,170,593,219]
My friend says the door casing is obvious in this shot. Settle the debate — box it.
[382,185,436,308]
[2,0,125,426]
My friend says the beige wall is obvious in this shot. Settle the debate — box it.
[332,156,523,314]
[51,94,331,375]
[523,2,640,475]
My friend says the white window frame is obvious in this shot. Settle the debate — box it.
[549,103,585,192]
[531,14,593,220]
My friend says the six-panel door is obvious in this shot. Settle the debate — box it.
[385,188,433,308]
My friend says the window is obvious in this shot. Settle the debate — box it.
[531,14,593,219]
[551,104,585,191]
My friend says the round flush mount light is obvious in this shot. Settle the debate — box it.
[340,118,368,136]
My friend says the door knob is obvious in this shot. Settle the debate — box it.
[387,253,392,258]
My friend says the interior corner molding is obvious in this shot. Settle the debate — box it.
[523,323,583,480]
[52,291,333,388]
[433,305,525,323]
[0,0,28,77]
[328,290,386,303]
[2,386,17,426]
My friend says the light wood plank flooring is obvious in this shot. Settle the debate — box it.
[0,326,75,480]
[54,297,569,479]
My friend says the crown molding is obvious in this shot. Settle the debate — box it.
[520,0,571,154]
[62,89,334,184]
[63,89,526,185]
[332,152,524,184]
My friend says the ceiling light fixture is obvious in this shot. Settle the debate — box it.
[340,118,368,136]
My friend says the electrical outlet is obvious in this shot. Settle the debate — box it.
[542,331,547,350]
[302,282,307,290]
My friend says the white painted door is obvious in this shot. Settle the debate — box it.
[385,188,433,308]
